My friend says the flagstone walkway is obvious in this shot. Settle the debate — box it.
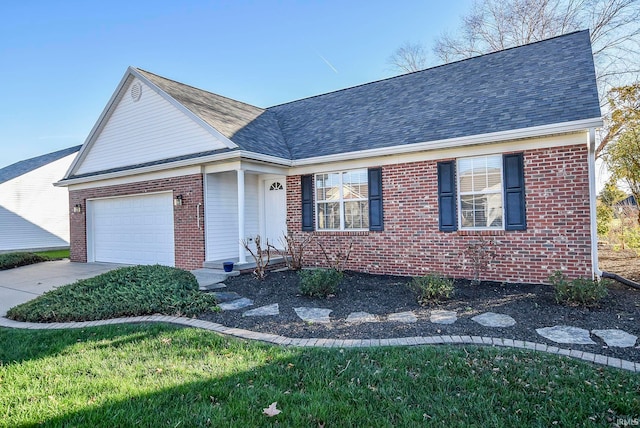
[1,301,638,372]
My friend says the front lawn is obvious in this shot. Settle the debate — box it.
[0,324,638,427]
[6,265,217,322]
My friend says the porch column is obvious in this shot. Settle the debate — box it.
[237,169,247,264]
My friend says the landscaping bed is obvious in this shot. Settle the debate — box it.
[200,268,640,363]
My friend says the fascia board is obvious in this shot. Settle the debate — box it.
[55,151,292,187]
[291,118,604,167]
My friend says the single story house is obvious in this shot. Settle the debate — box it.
[0,145,81,253]
[57,30,602,284]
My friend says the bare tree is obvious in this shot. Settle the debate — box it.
[388,0,640,156]
[386,42,430,73]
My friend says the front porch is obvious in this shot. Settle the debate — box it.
[202,161,288,267]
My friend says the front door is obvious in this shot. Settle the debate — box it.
[264,179,287,248]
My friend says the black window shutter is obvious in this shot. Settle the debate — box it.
[503,153,526,231]
[301,175,314,231]
[368,168,384,231]
[438,161,457,232]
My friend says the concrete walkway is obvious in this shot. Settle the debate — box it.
[0,261,125,316]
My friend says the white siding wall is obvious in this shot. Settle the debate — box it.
[76,78,228,175]
[205,172,239,261]
[0,154,75,251]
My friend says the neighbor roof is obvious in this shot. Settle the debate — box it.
[0,146,81,185]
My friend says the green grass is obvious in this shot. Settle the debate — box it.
[6,265,218,322]
[0,324,638,427]
[34,249,70,260]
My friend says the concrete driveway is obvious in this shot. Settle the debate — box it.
[0,261,125,317]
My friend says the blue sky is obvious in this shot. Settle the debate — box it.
[0,1,473,169]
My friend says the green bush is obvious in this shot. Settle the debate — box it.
[549,271,608,307]
[408,274,454,304]
[298,268,343,298]
[7,265,218,322]
[0,252,47,270]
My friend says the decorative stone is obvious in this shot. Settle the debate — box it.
[346,312,378,323]
[212,291,242,302]
[243,304,279,317]
[535,325,596,345]
[294,307,332,323]
[430,310,457,325]
[387,311,417,323]
[472,312,516,328]
[592,329,638,348]
[218,298,254,311]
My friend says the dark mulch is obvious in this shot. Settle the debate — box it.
[199,268,640,363]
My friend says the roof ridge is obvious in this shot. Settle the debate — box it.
[0,145,81,185]
[267,30,589,109]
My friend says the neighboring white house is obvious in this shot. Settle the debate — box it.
[0,146,81,253]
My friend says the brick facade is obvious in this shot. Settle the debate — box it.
[69,174,205,270]
[286,145,592,284]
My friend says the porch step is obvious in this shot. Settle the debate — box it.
[202,256,287,273]
[190,268,239,291]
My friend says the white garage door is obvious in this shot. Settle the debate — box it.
[89,193,175,266]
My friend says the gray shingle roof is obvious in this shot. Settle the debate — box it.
[72,29,600,182]
[0,145,81,185]
[268,30,601,159]
[136,69,291,159]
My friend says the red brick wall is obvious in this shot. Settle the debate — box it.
[69,174,205,270]
[286,145,592,284]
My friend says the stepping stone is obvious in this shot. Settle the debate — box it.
[294,307,332,323]
[472,312,516,328]
[592,329,638,348]
[243,304,279,317]
[536,325,596,345]
[346,311,379,323]
[199,283,227,291]
[212,291,242,302]
[191,269,230,287]
[430,310,457,325]
[387,311,417,323]
[218,298,254,311]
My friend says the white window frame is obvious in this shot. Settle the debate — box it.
[315,169,369,231]
[457,154,505,230]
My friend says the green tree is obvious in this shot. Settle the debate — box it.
[605,126,640,223]
[599,178,627,206]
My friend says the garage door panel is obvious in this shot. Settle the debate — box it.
[90,193,175,266]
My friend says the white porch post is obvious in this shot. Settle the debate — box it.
[237,169,247,264]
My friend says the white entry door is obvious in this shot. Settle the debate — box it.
[264,179,287,248]
[88,192,175,266]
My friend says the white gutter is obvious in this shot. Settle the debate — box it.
[587,127,602,278]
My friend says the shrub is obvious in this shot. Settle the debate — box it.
[7,265,218,322]
[596,203,613,236]
[298,268,343,298]
[0,252,47,270]
[407,274,454,304]
[549,271,608,307]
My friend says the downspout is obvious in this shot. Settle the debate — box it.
[587,128,602,278]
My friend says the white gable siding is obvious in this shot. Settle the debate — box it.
[0,154,75,251]
[205,172,239,261]
[76,78,229,175]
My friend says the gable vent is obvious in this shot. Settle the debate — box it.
[130,82,142,102]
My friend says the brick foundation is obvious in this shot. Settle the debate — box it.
[286,145,592,284]
[69,174,205,270]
